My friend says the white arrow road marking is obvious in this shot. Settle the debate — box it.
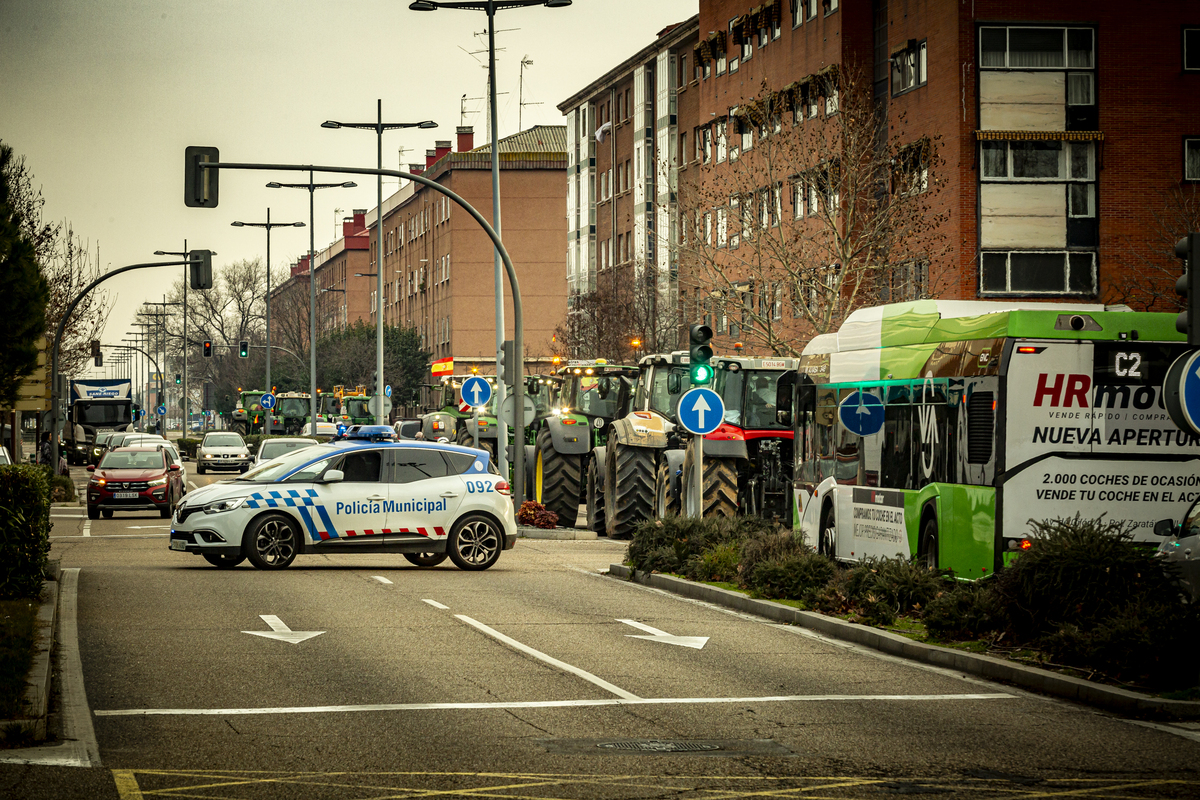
[691,394,711,430]
[618,619,709,650]
[243,615,325,645]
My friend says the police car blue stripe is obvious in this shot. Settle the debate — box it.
[296,506,321,541]
[315,504,339,539]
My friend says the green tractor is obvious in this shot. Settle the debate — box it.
[266,392,313,435]
[230,390,269,435]
[532,361,638,528]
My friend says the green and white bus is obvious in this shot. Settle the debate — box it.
[779,300,1200,578]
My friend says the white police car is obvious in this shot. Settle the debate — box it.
[169,430,516,571]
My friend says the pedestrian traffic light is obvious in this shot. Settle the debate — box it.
[689,323,714,385]
[175,373,181,385]
[184,146,219,208]
[239,340,249,358]
[499,339,515,385]
[1176,233,1200,346]
[90,340,102,367]
[203,340,212,358]
[189,249,214,290]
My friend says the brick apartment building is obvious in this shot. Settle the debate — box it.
[372,125,568,376]
[562,0,1200,356]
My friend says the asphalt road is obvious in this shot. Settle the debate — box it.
[1,468,1198,799]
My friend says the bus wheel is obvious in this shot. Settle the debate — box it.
[921,515,939,570]
[819,504,836,559]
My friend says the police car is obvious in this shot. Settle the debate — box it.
[169,426,516,570]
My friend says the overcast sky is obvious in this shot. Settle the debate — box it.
[0,0,697,379]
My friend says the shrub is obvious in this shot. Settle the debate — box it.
[922,581,1007,641]
[46,469,74,503]
[176,438,199,459]
[994,515,1181,640]
[517,501,558,529]
[627,514,774,573]
[0,465,51,600]
[683,540,741,583]
[743,549,836,604]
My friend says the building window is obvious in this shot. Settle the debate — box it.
[792,179,805,218]
[679,132,687,165]
[703,126,712,164]
[981,251,1096,296]
[729,20,740,73]
[879,260,928,303]
[806,0,817,22]
[1187,138,1200,181]
[891,39,927,95]
[980,140,1095,181]
[716,120,727,163]
[717,42,727,75]
[730,195,741,249]
[772,9,781,39]
[980,26,1093,69]
[894,140,930,196]
[1186,28,1200,71]
[792,0,802,27]
[717,206,728,248]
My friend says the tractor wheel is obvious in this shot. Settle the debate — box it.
[682,447,739,518]
[604,439,655,540]
[586,447,606,534]
[536,428,582,527]
[654,458,681,518]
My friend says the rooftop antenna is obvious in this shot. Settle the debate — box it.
[519,55,542,131]
[333,208,343,240]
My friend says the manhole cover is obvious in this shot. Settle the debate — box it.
[597,740,722,753]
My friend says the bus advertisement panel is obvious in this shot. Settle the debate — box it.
[786,301,1200,578]
[1001,340,1200,541]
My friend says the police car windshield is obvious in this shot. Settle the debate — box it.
[236,444,339,482]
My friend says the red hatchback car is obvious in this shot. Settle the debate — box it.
[87,446,185,520]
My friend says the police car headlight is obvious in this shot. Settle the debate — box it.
[204,496,249,515]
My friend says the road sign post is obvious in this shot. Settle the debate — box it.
[677,387,725,520]
[461,376,492,449]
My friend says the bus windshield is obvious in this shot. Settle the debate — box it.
[76,402,132,427]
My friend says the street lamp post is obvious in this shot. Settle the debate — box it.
[410,0,570,480]
[232,212,306,397]
[153,244,198,433]
[267,176,357,429]
[322,104,435,424]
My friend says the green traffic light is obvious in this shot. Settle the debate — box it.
[691,363,713,385]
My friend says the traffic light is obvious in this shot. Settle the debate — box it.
[1176,233,1200,346]
[689,323,714,385]
[499,339,515,385]
[174,373,181,385]
[184,146,219,208]
[189,249,214,290]
[203,340,212,358]
[90,340,102,367]
[239,340,249,358]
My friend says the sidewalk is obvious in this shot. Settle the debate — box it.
[607,564,1200,722]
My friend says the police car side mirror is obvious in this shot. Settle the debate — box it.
[1154,518,1178,537]
[322,469,345,484]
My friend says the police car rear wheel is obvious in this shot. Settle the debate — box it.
[244,513,300,570]
[405,552,448,567]
[447,514,502,571]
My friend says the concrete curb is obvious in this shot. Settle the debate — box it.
[607,564,1200,722]
[518,525,597,540]
[12,578,58,741]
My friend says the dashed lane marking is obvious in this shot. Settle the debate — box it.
[372,576,393,585]
[422,598,449,609]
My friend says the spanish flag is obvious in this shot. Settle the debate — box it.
[431,357,454,376]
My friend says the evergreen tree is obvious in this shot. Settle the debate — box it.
[0,143,50,409]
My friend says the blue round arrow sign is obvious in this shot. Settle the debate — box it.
[384,384,392,398]
[461,376,492,408]
[678,387,724,435]
[838,391,885,437]
[260,392,276,411]
[156,405,166,416]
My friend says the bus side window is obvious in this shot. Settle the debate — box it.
[815,387,838,483]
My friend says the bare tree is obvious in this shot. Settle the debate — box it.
[1108,184,1200,311]
[671,65,950,356]
[554,262,681,363]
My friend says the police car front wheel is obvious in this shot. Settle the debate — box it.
[244,513,300,570]
[448,514,503,571]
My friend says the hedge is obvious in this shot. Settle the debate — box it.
[178,434,328,460]
[0,465,52,600]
